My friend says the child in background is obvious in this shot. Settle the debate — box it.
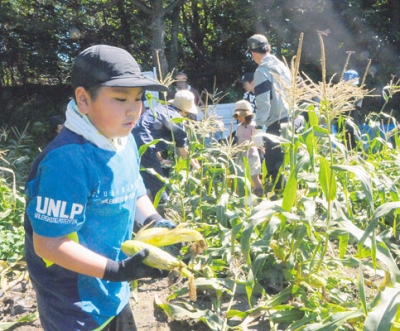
[24,45,175,331]
[239,72,256,113]
[233,100,263,197]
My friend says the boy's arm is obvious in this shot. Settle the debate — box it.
[33,233,107,278]
[33,232,165,281]
[135,195,159,224]
[135,195,176,228]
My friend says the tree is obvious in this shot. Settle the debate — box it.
[130,0,186,80]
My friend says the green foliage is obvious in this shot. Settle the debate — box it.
[140,50,400,329]
[0,177,25,262]
[2,0,399,108]
[1,42,400,329]
[0,126,38,265]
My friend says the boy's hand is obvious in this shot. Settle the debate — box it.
[103,249,167,282]
[143,213,176,229]
[150,219,176,229]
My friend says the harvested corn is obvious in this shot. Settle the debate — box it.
[121,239,197,301]
[135,225,205,254]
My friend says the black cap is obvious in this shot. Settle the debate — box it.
[239,72,254,83]
[71,45,168,92]
[247,34,269,51]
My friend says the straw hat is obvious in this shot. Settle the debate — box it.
[169,90,198,114]
[233,100,254,119]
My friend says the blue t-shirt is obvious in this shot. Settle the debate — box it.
[24,128,147,330]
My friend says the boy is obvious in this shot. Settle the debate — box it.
[24,45,174,331]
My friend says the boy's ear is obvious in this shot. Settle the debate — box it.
[75,87,90,114]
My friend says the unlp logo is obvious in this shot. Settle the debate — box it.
[36,196,84,219]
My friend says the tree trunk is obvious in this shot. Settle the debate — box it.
[150,12,168,80]
[168,5,180,72]
[131,0,186,80]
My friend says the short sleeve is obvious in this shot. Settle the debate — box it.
[26,147,90,237]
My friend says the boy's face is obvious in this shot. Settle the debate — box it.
[76,86,143,139]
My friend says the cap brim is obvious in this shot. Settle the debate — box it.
[102,77,168,92]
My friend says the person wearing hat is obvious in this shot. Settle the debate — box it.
[233,100,263,197]
[132,89,200,205]
[167,71,205,108]
[343,69,360,85]
[247,33,291,191]
[239,72,257,113]
[24,45,179,331]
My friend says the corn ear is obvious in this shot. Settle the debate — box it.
[121,239,197,301]
[135,225,205,249]
[121,240,186,270]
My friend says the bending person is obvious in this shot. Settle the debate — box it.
[132,90,200,205]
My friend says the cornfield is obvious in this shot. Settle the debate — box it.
[2,35,400,330]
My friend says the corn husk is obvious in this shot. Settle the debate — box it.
[135,225,205,247]
[121,239,197,301]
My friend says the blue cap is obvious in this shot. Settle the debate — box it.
[239,72,254,83]
[343,70,359,84]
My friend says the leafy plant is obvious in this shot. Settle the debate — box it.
[144,35,400,331]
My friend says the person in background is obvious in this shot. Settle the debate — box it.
[43,114,66,144]
[239,72,257,113]
[24,45,175,331]
[167,72,205,108]
[233,100,263,197]
[132,89,201,207]
[49,115,65,136]
[247,33,291,191]
[341,69,364,149]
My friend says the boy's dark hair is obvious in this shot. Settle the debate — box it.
[87,85,102,101]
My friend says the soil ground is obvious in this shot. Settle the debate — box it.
[0,256,383,331]
[0,275,210,331]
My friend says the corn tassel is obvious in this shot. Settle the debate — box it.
[121,239,197,301]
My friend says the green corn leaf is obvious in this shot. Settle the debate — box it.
[359,201,400,246]
[156,297,224,331]
[333,165,374,211]
[282,171,298,212]
[358,262,368,315]
[364,286,400,331]
[340,218,400,284]
[302,310,364,331]
[338,233,349,259]
[318,156,336,202]
[216,193,229,228]
[241,201,281,264]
